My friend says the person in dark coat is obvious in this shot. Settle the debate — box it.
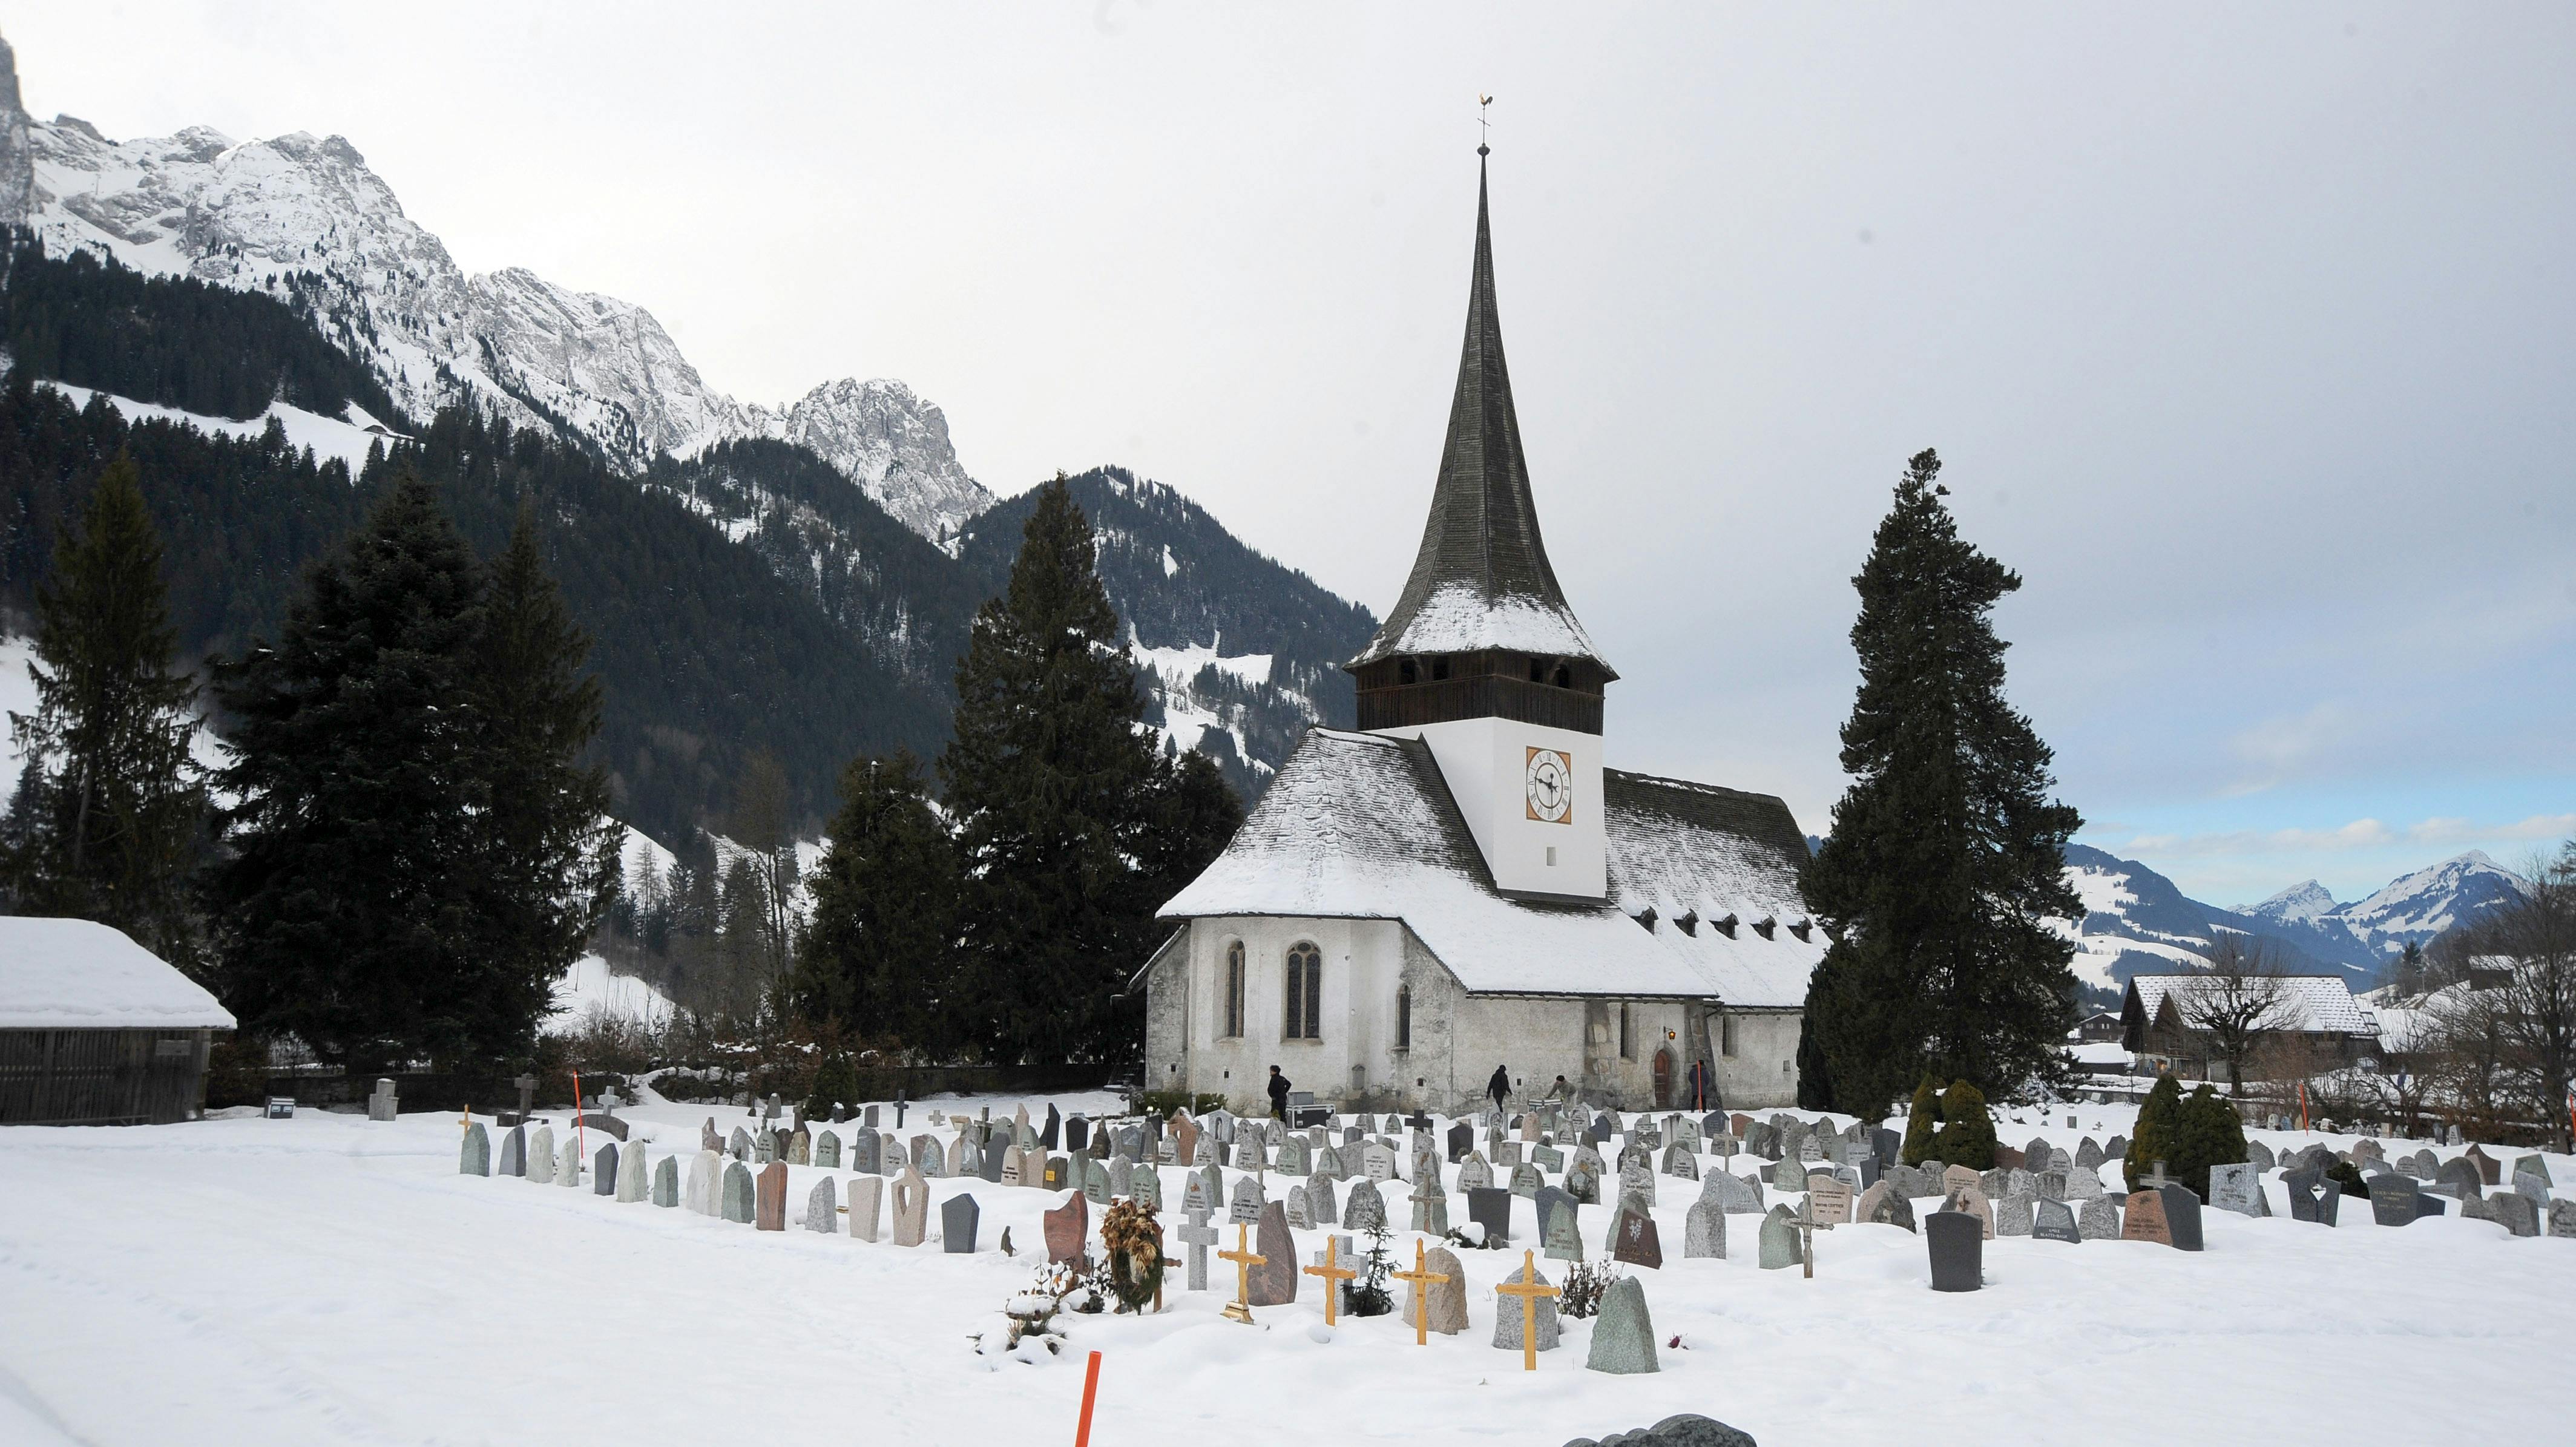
[1487,1064,1511,1114]
[1267,1065,1292,1121]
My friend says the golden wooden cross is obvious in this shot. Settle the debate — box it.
[1493,1248,1559,1373]
[1392,1238,1451,1346]
[1217,1222,1265,1324]
[1303,1233,1357,1326]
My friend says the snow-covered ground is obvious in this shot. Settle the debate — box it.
[4,1094,2570,1446]
[39,381,389,475]
[544,953,674,1032]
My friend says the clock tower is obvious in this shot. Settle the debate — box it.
[1345,149,1614,902]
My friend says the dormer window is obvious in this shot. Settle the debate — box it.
[1753,915,1776,940]
[1633,907,1658,934]
[1712,913,1738,939]
[1676,910,1698,937]
[1789,919,1812,943]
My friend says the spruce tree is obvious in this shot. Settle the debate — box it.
[1899,1075,1942,1166]
[212,471,491,1071]
[467,506,619,1056]
[1930,1079,1997,1169]
[1801,449,2084,1117]
[1135,747,1243,906]
[941,476,1166,1063]
[797,750,961,1052]
[1794,990,1836,1111]
[2124,1074,2185,1192]
[2170,1083,2248,1200]
[3,454,207,963]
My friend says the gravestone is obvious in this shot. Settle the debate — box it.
[999,1144,1025,1188]
[2463,1144,2500,1186]
[2074,1138,2105,1171]
[787,1128,810,1166]
[554,1137,582,1187]
[1585,1276,1658,1375]
[2209,1163,2264,1218]
[2284,1168,2339,1226]
[2246,1140,2274,1172]
[2077,1195,2122,1240]
[1197,1163,1224,1212]
[1305,1173,1338,1226]
[1132,1164,1163,1210]
[1856,1181,1916,1232]
[1108,1157,1132,1199]
[1277,1136,1310,1176]
[1609,1206,1664,1268]
[528,1126,556,1185]
[1758,1206,1802,1269]
[1545,1200,1585,1261]
[954,1135,980,1178]
[1229,1176,1267,1225]
[2513,1154,2554,1187]
[890,1169,930,1247]
[852,1130,882,1175]
[804,1176,838,1233]
[1235,1138,1266,1172]
[755,1132,777,1167]
[755,1161,789,1230]
[1177,1208,1217,1291]
[1994,1191,2034,1237]
[1043,1190,1088,1262]
[814,1130,841,1170]
[1620,1164,1658,1208]
[1458,1153,1494,1193]
[2548,1199,2576,1238]
[2032,1198,2080,1244]
[1316,1143,1345,1178]
[2063,1166,2106,1201]
[2488,1192,2541,1238]
[1565,1154,1602,1205]
[685,1150,718,1214]
[1412,1177,1451,1236]
[1411,1246,1470,1336]
[980,1137,1006,1184]
[721,1163,756,1224]
[2120,1189,2171,1245]
[1511,1162,1544,1198]
[2158,1183,2204,1250]
[1469,1186,1513,1245]
[1448,1121,1474,1163]
[1043,1156,1071,1192]
[2433,1158,2483,1201]
[593,1143,619,1196]
[1170,1115,1199,1167]
[616,1141,648,1202]
[1285,1184,1314,1230]
[942,1193,981,1252]
[1944,1183,1994,1239]
[498,1124,527,1178]
[1683,1198,1726,1258]
[726,1126,751,1161]
[1496,1140,1524,1170]
[1247,1202,1298,1306]
[460,1123,492,1176]
[2514,1170,2552,1206]
[1344,1178,1388,1232]
[1808,1178,1854,1227]
[1927,1210,1982,1291]
[1709,1171,1764,1215]
[1491,1259,1560,1354]
[1660,1143,1700,1181]
[1084,1158,1111,1206]
[2368,1175,2424,1227]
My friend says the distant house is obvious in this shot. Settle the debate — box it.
[2073,1010,2124,1043]
[2120,972,2379,1082]
[0,918,236,1125]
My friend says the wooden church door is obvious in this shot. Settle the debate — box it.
[1652,1048,1674,1109]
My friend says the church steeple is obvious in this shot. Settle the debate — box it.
[1348,151,1614,733]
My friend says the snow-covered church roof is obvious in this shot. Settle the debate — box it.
[0,917,238,1031]
[1157,729,1822,1006]
[1346,158,1612,677]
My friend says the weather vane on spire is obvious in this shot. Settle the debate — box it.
[1478,94,1493,154]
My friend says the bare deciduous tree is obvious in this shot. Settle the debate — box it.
[2180,934,2298,1096]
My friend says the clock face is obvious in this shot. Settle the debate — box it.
[1525,746,1573,824]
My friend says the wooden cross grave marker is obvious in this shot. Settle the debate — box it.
[1493,1248,1559,1373]
[1792,1192,1833,1281]
[1218,1222,1265,1325]
[1392,1239,1450,1345]
[1303,1234,1356,1326]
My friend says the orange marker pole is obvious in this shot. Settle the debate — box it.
[1074,1350,1103,1447]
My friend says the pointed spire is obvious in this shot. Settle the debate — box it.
[1349,154,1611,678]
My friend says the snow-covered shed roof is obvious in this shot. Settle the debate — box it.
[0,917,237,1030]
[2127,972,2377,1037]
[1156,729,1820,1006]
[1346,159,1611,677]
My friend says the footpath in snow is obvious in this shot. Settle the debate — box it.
[2,1090,2572,1447]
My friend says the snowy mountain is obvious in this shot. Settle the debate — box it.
[0,39,989,546]
[2052,842,2534,1002]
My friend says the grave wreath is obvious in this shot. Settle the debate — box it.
[1100,1197,1165,1313]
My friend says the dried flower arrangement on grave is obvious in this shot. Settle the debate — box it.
[1444,1223,1502,1251]
[1100,1198,1164,1313]
[1557,1259,1625,1319]
[981,1256,1097,1360]
[1347,1222,1395,1317]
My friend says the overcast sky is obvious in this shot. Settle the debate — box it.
[10,3,2571,905]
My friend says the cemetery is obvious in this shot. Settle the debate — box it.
[5,1078,2573,1445]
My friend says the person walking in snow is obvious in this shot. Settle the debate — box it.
[1487,1063,1512,1116]
[1268,1065,1292,1121]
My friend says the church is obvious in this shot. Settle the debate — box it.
[1136,153,1823,1119]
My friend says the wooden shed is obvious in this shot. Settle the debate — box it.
[0,917,236,1126]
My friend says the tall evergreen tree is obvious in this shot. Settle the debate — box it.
[797,750,961,1051]
[1801,450,2083,1118]
[468,506,619,1047]
[3,454,207,963]
[211,473,487,1070]
[941,476,1167,1064]
[1135,747,1244,907]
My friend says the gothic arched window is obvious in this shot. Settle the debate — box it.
[1284,942,1322,1040]
[1223,940,1245,1038]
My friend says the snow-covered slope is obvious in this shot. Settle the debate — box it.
[0,41,989,545]
[38,381,388,474]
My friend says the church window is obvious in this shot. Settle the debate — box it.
[1618,1003,1635,1060]
[1222,940,1244,1038]
[1395,985,1412,1049]
[1430,657,1450,681]
[1553,664,1571,689]
[1720,1013,1738,1057]
[1284,942,1322,1039]
[1399,658,1418,685]
[1528,656,1545,682]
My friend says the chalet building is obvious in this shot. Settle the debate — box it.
[2120,971,2380,1083]
[1138,153,1822,1119]
[0,917,235,1126]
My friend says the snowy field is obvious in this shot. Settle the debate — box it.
[4,1092,2573,1447]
